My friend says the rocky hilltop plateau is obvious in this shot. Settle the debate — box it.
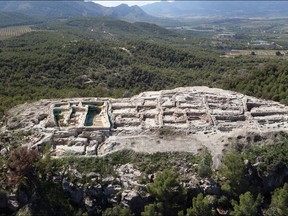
[1,86,288,166]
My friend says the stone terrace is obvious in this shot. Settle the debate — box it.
[110,87,288,134]
[2,87,288,158]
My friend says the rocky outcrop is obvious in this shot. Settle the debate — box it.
[121,190,144,214]
[1,87,288,160]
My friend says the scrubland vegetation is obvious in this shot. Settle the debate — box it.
[0,134,287,215]
[0,15,288,215]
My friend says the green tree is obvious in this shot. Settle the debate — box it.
[103,205,133,216]
[266,183,288,216]
[147,169,187,215]
[141,203,163,216]
[231,192,263,216]
[197,150,212,178]
[220,153,247,197]
[186,193,214,216]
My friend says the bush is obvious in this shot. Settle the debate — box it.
[147,169,187,215]
[220,153,248,198]
[267,183,288,216]
[186,193,214,216]
[7,147,40,185]
[197,151,212,178]
[103,205,133,216]
[231,192,263,216]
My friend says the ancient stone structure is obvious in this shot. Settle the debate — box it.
[50,101,110,129]
[2,87,288,159]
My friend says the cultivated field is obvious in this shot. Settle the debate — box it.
[0,26,32,40]
[225,49,288,58]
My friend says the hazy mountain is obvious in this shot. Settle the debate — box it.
[0,12,42,27]
[35,16,179,41]
[142,1,288,18]
[0,1,152,21]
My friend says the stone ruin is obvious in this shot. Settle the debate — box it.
[49,101,110,129]
[2,86,288,160]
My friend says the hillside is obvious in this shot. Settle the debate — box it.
[1,87,288,215]
[142,1,288,18]
[0,12,41,28]
[34,17,179,40]
[4,86,288,157]
[0,1,152,21]
[1,26,288,118]
[0,5,288,216]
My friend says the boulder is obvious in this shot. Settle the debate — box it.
[84,196,94,208]
[69,137,88,146]
[37,113,48,121]
[116,164,142,189]
[86,172,101,179]
[0,147,8,156]
[86,145,97,155]
[121,190,144,214]
[103,184,122,197]
[7,197,19,212]
[31,118,39,125]
[69,168,83,179]
[102,176,115,185]
[200,179,221,195]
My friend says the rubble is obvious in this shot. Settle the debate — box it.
[1,86,288,159]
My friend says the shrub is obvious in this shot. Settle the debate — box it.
[7,147,40,185]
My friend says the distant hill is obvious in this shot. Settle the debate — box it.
[0,12,41,28]
[142,1,288,18]
[0,1,152,21]
[35,17,179,40]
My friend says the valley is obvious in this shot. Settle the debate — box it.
[0,1,287,216]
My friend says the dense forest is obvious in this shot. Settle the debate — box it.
[0,16,288,215]
[1,17,288,117]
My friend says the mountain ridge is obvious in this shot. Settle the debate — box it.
[142,1,288,18]
[0,11,41,27]
[0,1,152,21]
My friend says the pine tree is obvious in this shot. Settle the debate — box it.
[231,192,263,216]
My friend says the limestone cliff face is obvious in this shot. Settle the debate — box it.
[1,87,288,159]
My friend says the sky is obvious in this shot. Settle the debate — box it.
[93,1,160,7]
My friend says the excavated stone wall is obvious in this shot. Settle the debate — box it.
[1,87,288,161]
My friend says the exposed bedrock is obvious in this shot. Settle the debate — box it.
[1,86,288,161]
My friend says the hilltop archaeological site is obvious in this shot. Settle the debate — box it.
[1,86,288,165]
